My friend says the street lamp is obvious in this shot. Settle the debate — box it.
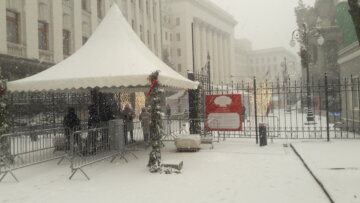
[290,23,324,123]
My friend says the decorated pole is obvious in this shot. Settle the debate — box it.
[0,69,11,165]
[147,71,164,173]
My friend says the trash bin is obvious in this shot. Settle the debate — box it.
[259,123,267,147]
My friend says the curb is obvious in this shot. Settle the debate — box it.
[290,144,335,203]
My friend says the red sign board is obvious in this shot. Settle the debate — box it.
[205,94,242,131]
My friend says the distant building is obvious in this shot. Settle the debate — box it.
[232,39,252,83]
[0,0,162,80]
[247,47,300,82]
[162,0,237,84]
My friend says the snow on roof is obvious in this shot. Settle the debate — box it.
[8,4,198,92]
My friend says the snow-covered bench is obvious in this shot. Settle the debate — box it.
[174,134,201,152]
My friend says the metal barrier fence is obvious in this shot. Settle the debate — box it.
[0,119,148,182]
[68,120,145,180]
[0,127,66,182]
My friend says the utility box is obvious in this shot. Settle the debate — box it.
[109,119,125,150]
[259,123,267,147]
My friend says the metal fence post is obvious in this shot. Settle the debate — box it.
[254,77,258,144]
[324,73,330,142]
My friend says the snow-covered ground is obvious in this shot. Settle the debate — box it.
[292,140,360,203]
[0,139,330,203]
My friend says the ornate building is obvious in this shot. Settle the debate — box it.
[295,0,342,82]
[162,0,237,84]
[0,0,162,80]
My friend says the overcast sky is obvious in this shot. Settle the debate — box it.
[210,0,316,53]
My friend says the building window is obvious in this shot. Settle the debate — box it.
[146,0,150,15]
[38,21,48,50]
[140,25,144,42]
[154,34,157,52]
[177,48,181,57]
[139,0,143,10]
[153,2,157,21]
[165,31,168,40]
[82,36,88,45]
[82,0,90,11]
[176,33,180,41]
[178,64,182,72]
[176,17,180,26]
[63,29,71,55]
[97,0,103,18]
[131,19,135,30]
[273,56,277,61]
[170,33,172,41]
[6,10,20,43]
[147,30,151,47]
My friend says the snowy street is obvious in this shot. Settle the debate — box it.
[292,140,360,203]
[0,139,330,203]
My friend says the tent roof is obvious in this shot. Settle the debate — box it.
[8,4,198,93]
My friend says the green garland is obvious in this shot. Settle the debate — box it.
[0,77,11,164]
[147,71,164,173]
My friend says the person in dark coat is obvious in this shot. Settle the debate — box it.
[122,104,135,144]
[87,104,100,154]
[139,107,150,144]
[63,107,81,150]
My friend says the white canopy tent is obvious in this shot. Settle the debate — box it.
[8,4,198,92]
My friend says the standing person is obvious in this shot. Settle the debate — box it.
[166,104,171,119]
[139,107,150,145]
[122,104,135,144]
[87,104,100,154]
[242,105,246,122]
[63,107,81,150]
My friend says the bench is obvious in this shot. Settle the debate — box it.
[174,134,201,152]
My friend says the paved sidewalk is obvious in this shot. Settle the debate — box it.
[292,140,360,203]
[0,139,329,203]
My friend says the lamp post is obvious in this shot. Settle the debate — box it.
[290,23,324,123]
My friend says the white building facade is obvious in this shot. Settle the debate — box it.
[247,47,300,82]
[162,0,237,84]
[0,0,162,79]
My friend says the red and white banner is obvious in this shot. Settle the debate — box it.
[205,94,242,131]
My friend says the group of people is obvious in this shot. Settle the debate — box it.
[63,104,152,154]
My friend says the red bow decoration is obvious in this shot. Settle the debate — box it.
[147,78,158,96]
[0,88,5,96]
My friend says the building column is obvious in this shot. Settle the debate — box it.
[143,1,148,46]
[223,35,229,83]
[193,20,201,73]
[134,0,140,34]
[0,0,7,54]
[218,33,224,83]
[90,0,98,32]
[200,23,207,72]
[212,29,218,84]
[52,0,63,63]
[148,0,154,50]
[155,1,162,57]
[73,0,82,51]
[206,27,214,83]
[24,0,39,59]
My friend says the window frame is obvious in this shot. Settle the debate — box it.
[97,0,103,18]
[38,21,48,50]
[6,9,20,44]
[63,29,71,56]
[82,0,90,11]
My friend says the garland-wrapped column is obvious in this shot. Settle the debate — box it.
[147,71,163,173]
[0,77,11,164]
